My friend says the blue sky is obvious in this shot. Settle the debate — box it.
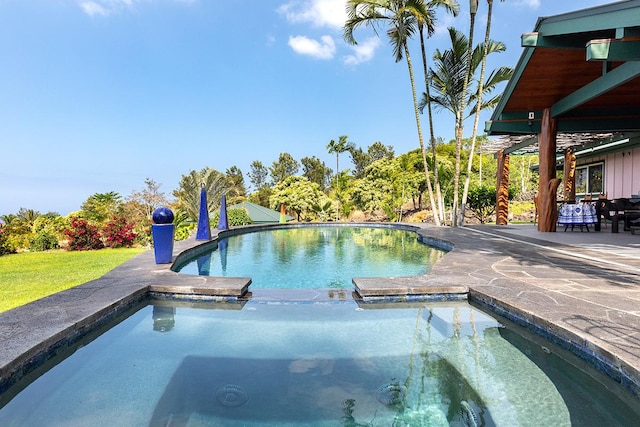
[1,0,614,216]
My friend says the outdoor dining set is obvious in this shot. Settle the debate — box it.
[557,197,640,233]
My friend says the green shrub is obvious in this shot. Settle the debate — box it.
[174,223,195,241]
[311,201,333,222]
[172,211,194,241]
[212,209,253,227]
[0,224,15,256]
[29,232,59,251]
[510,201,535,216]
[466,185,517,224]
[466,185,497,224]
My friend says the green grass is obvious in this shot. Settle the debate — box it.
[0,248,146,313]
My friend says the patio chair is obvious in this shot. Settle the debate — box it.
[597,199,627,233]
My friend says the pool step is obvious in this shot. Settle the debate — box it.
[353,277,468,302]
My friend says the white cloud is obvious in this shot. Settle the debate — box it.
[513,0,540,9]
[77,0,195,17]
[278,0,347,29]
[80,1,110,17]
[343,36,380,65]
[288,35,336,59]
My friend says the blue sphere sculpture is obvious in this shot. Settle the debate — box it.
[152,207,174,224]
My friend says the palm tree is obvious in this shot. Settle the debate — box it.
[459,0,506,225]
[416,0,460,225]
[326,135,355,220]
[224,166,247,205]
[447,0,479,227]
[344,0,441,225]
[173,168,228,222]
[0,214,18,226]
[326,135,355,181]
[421,27,511,223]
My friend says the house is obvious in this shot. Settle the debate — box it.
[485,0,640,231]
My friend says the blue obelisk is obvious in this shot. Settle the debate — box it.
[195,186,211,241]
[217,194,229,230]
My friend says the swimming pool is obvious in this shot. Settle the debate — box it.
[1,298,638,426]
[175,225,447,289]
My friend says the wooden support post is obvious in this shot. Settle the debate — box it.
[496,149,510,225]
[538,108,559,232]
[563,148,576,201]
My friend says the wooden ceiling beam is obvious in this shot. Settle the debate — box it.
[551,61,640,117]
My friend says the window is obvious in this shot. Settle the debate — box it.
[576,162,604,195]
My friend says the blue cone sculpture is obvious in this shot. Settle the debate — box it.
[196,253,211,276]
[218,237,228,272]
[217,194,229,230]
[196,187,211,241]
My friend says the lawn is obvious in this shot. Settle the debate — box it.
[0,248,146,313]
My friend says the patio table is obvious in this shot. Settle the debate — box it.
[558,202,597,232]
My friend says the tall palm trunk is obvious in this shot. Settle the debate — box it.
[334,152,340,220]
[460,0,495,225]
[419,25,445,225]
[452,0,477,227]
[405,43,440,226]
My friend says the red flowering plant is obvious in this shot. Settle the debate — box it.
[63,217,104,251]
[102,215,137,248]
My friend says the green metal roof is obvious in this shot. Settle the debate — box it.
[227,202,294,224]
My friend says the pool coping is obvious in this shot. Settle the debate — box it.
[171,223,466,301]
[1,222,640,402]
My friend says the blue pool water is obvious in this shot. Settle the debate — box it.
[176,226,446,288]
[1,299,639,426]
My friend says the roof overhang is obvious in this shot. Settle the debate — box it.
[486,1,640,151]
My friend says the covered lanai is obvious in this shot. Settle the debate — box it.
[485,0,640,231]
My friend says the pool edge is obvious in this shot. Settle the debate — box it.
[2,222,640,407]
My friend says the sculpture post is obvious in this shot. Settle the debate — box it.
[151,207,175,264]
[196,185,211,241]
[217,194,229,230]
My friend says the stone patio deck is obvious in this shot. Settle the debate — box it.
[1,223,640,400]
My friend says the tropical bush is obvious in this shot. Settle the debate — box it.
[311,201,333,222]
[466,185,517,224]
[64,217,104,251]
[102,216,138,248]
[465,185,498,224]
[172,211,195,241]
[212,209,253,227]
[28,214,68,251]
[29,231,59,251]
[0,224,15,256]
[269,176,325,222]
